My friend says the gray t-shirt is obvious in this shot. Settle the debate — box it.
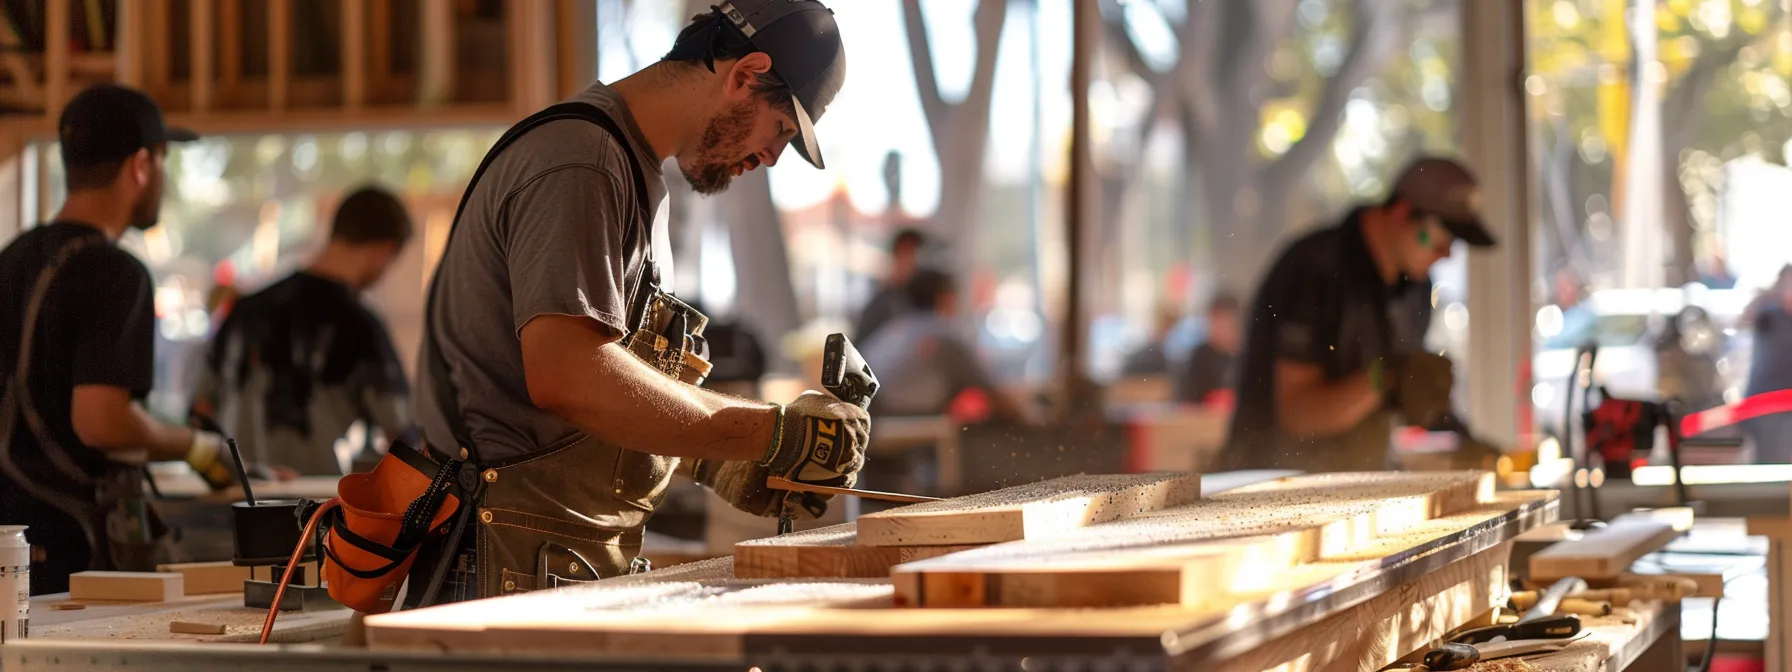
[859,313,1000,416]
[415,82,666,461]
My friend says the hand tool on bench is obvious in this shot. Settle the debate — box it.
[778,333,880,535]
[1452,577,1586,645]
[1419,636,1581,671]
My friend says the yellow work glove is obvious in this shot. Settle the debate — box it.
[185,430,237,492]
[760,392,869,490]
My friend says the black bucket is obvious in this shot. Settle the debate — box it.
[231,499,308,566]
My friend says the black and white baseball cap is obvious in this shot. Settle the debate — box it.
[671,0,846,169]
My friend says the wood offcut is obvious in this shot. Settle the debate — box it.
[733,523,976,579]
[1529,519,1680,580]
[68,571,183,603]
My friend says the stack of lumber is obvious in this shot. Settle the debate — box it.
[366,471,1555,669]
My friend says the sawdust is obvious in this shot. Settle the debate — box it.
[734,523,859,549]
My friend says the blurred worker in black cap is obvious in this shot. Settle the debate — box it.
[400,0,862,605]
[0,84,236,595]
[189,185,415,476]
[1220,157,1498,472]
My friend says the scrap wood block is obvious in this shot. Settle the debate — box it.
[170,620,228,635]
[855,472,1203,547]
[1529,518,1681,580]
[68,571,183,602]
[733,523,978,579]
[158,561,251,595]
[890,472,1508,608]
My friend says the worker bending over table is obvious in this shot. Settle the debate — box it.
[1219,157,1498,472]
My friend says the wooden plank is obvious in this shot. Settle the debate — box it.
[268,0,290,109]
[1611,507,1695,532]
[732,523,976,579]
[341,0,365,108]
[362,484,1532,664]
[46,0,70,119]
[855,472,1203,547]
[891,476,1520,608]
[1529,519,1680,580]
[765,476,939,504]
[189,0,213,111]
[157,561,250,595]
[68,571,183,602]
[218,0,239,84]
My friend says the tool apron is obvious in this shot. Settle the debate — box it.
[402,101,711,607]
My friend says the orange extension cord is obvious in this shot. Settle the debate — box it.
[258,498,340,645]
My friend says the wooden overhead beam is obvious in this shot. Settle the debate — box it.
[369,0,390,92]
[46,0,70,119]
[419,0,453,106]
[147,0,169,86]
[219,0,240,85]
[342,0,366,109]
[506,0,555,113]
[190,0,214,111]
[0,12,44,105]
[269,0,290,109]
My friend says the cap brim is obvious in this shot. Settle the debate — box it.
[789,93,823,169]
[166,127,200,142]
[1442,216,1497,248]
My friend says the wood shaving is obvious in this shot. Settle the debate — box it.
[1472,658,1539,672]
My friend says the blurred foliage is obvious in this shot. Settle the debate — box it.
[1527,0,1792,283]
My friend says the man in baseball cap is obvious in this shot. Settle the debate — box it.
[395,0,860,606]
[1220,156,1498,474]
[0,83,230,595]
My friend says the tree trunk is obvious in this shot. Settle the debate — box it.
[720,171,801,374]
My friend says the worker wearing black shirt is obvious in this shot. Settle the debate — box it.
[0,85,235,595]
[1221,157,1498,472]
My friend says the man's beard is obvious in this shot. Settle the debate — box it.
[128,172,163,230]
[681,100,758,196]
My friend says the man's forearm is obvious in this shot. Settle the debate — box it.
[538,343,776,463]
[1276,371,1385,438]
[72,385,195,462]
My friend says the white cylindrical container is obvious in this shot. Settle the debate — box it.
[0,525,27,643]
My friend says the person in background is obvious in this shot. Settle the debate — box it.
[855,228,927,342]
[1219,157,1498,472]
[861,269,1031,424]
[0,84,235,595]
[1177,293,1242,408]
[1120,304,1183,377]
[1744,266,1792,463]
[188,186,414,476]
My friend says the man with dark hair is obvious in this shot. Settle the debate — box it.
[1177,293,1242,406]
[0,84,232,595]
[1221,157,1497,472]
[189,185,415,475]
[399,0,865,604]
[855,228,927,341]
[862,269,1031,424]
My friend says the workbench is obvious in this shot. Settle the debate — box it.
[0,472,1715,672]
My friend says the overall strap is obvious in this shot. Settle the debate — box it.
[421,102,653,463]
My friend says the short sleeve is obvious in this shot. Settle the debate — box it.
[1259,261,1338,365]
[503,162,639,336]
[71,252,156,395]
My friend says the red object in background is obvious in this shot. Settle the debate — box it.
[1681,388,1792,436]
[1583,397,1653,479]
[1202,389,1235,414]
[214,259,237,288]
[1710,656,1764,672]
[947,388,991,424]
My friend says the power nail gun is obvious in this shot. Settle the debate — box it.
[778,333,879,535]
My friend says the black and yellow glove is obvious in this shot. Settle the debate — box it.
[697,392,870,519]
[185,430,237,492]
